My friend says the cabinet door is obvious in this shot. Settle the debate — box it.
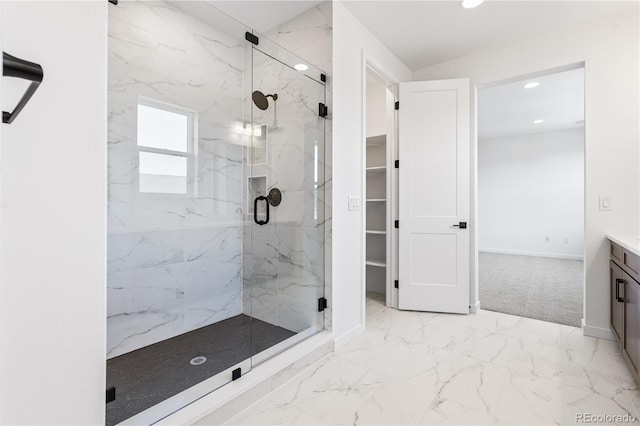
[625,272,640,375]
[624,250,640,282]
[611,261,625,344]
[611,242,623,264]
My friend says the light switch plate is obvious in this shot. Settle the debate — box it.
[348,195,361,211]
[599,196,612,211]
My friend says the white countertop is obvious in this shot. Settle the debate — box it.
[607,234,640,257]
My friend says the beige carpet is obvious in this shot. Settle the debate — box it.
[479,252,583,327]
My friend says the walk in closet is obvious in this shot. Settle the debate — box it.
[365,69,394,305]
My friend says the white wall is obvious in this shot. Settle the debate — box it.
[333,0,411,345]
[413,10,639,337]
[366,71,386,137]
[479,129,585,259]
[0,1,107,424]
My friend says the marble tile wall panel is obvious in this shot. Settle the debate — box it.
[107,226,243,358]
[241,1,332,336]
[107,299,184,359]
[264,1,333,76]
[107,0,247,358]
[242,66,325,333]
[267,1,332,332]
[278,260,322,332]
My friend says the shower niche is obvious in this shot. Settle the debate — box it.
[106,1,327,424]
[248,176,266,215]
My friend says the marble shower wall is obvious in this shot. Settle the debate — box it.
[264,1,332,75]
[241,2,333,334]
[242,49,326,333]
[107,1,247,358]
[264,1,333,332]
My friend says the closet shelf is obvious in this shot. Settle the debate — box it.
[366,134,386,147]
[366,230,386,235]
[366,166,386,172]
[365,258,386,267]
[366,198,386,202]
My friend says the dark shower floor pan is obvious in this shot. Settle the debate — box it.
[106,314,295,426]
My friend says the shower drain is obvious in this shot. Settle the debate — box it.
[190,356,207,366]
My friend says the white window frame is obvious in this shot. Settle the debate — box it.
[136,96,198,196]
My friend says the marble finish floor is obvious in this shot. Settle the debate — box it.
[221,295,639,425]
[107,315,294,426]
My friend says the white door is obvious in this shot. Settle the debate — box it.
[398,79,470,313]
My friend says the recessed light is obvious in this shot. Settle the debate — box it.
[524,82,540,89]
[533,119,544,124]
[294,63,308,71]
[461,0,484,9]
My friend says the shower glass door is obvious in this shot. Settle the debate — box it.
[246,42,326,364]
[106,2,254,424]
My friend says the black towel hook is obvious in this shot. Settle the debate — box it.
[2,52,44,124]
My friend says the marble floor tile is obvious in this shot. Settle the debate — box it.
[419,399,496,425]
[406,319,479,350]
[352,375,434,425]
[408,351,508,416]
[227,399,323,425]
[366,306,440,340]
[559,343,633,400]
[222,296,637,426]
[563,383,637,425]
[494,373,565,425]
[337,332,440,382]
[506,338,564,381]
[622,389,640,419]
[263,354,385,422]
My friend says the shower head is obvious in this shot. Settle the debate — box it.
[252,90,278,110]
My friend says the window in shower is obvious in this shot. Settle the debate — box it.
[137,98,196,194]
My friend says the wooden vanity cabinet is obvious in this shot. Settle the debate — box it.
[611,241,640,381]
[625,272,640,375]
[611,260,625,344]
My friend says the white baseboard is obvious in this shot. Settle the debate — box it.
[582,319,615,341]
[470,300,481,314]
[479,248,584,261]
[333,324,365,350]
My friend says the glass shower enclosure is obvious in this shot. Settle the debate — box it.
[106,1,327,424]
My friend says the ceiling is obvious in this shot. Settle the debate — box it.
[343,1,638,70]
[212,1,322,33]
[478,67,584,140]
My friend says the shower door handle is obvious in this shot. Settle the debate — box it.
[253,196,269,225]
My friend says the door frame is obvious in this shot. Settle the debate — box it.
[358,57,587,326]
[472,61,587,319]
[361,52,400,328]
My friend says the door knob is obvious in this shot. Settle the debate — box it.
[453,222,467,229]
